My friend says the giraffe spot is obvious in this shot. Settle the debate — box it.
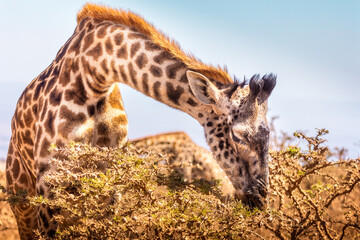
[128,63,138,87]
[6,171,12,186]
[58,105,86,138]
[6,155,12,166]
[112,114,128,125]
[96,136,110,146]
[93,18,104,24]
[40,100,48,121]
[23,109,33,128]
[33,81,46,101]
[150,65,162,77]
[85,21,94,32]
[72,57,80,73]
[51,64,61,78]
[130,42,141,58]
[135,53,148,69]
[12,158,20,179]
[87,42,103,61]
[179,73,188,83]
[119,65,128,83]
[45,77,56,95]
[103,39,113,56]
[69,30,86,55]
[186,98,198,107]
[21,94,30,109]
[77,17,89,31]
[216,133,224,138]
[39,138,51,158]
[114,33,124,45]
[59,58,73,87]
[19,173,28,184]
[111,60,120,82]
[34,127,42,155]
[96,97,106,113]
[39,65,53,81]
[17,115,25,129]
[219,140,225,150]
[224,151,229,159]
[97,25,108,38]
[128,32,148,40]
[82,31,95,52]
[117,44,128,59]
[110,25,125,33]
[166,82,184,106]
[97,122,109,135]
[45,110,56,138]
[64,75,88,105]
[142,73,149,95]
[49,89,63,106]
[87,105,95,117]
[166,62,185,79]
[153,51,173,64]
[198,113,204,118]
[153,81,161,100]
[145,41,161,51]
[101,59,109,74]
[108,85,124,110]
[8,143,14,155]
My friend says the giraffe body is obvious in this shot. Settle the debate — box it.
[132,132,235,196]
[6,4,276,238]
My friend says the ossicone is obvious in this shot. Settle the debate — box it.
[262,73,276,96]
[249,74,261,102]
[249,73,277,104]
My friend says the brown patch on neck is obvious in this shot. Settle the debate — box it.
[77,3,233,85]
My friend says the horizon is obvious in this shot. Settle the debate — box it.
[0,0,359,159]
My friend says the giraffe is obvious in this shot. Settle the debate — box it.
[132,131,235,196]
[6,3,276,238]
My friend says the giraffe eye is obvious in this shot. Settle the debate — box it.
[231,129,246,145]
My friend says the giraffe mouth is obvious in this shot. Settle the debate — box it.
[244,180,268,210]
[245,192,267,210]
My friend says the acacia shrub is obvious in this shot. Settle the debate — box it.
[0,130,359,239]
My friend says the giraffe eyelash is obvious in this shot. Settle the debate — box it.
[230,129,246,145]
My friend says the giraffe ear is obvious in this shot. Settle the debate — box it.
[187,70,221,106]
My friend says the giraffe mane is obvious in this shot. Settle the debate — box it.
[77,3,233,85]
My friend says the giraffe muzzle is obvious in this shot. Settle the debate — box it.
[244,186,268,210]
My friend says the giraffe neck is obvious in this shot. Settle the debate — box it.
[64,18,209,124]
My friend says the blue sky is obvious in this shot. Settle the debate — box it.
[0,0,359,158]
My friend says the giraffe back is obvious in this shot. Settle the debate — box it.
[132,132,235,196]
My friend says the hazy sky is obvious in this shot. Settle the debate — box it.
[0,0,359,158]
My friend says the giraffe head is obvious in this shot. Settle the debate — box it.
[187,70,276,210]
